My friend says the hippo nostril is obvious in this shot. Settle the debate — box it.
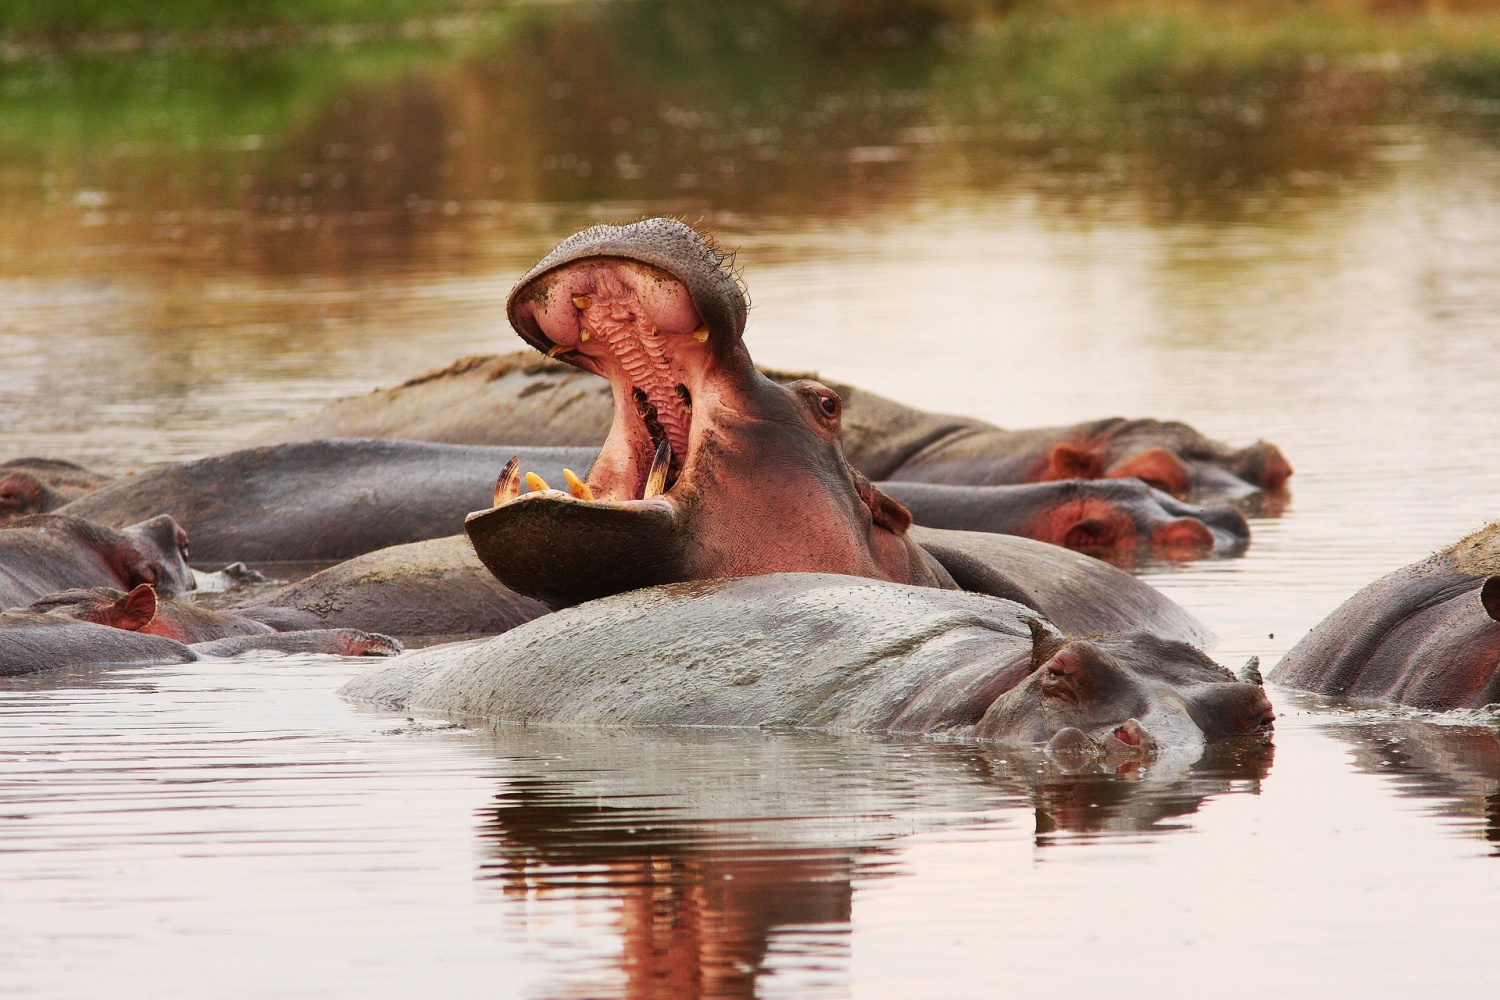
[1152,517,1215,559]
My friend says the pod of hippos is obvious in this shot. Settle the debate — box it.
[4,219,1496,756]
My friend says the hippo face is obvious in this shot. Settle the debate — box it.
[977,632,1275,753]
[466,219,946,608]
[116,515,195,598]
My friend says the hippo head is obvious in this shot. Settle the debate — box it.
[976,625,1275,753]
[467,219,949,607]
[115,515,196,599]
[0,471,63,521]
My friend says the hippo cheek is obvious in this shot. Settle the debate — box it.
[1185,682,1276,739]
[465,492,685,609]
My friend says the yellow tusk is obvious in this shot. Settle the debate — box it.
[643,439,671,499]
[691,326,709,343]
[494,456,521,506]
[572,295,592,309]
[563,469,594,501]
[524,472,551,493]
[547,344,570,358]
[579,327,591,341]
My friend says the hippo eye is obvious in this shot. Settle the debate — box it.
[819,395,838,417]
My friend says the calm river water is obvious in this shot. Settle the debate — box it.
[2,3,1499,996]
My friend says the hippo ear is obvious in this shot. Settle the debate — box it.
[1108,446,1191,499]
[1025,616,1067,671]
[1482,577,1500,623]
[853,471,912,535]
[106,584,157,632]
[1044,443,1102,481]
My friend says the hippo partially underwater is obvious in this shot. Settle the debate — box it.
[341,218,1273,753]
[1271,523,1500,711]
[343,574,1273,753]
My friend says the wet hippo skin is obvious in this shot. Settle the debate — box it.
[252,350,1290,506]
[58,441,598,563]
[0,513,194,608]
[1270,523,1500,710]
[343,573,1271,753]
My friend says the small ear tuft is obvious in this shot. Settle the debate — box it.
[109,583,157,632]
[1481,577,1500,623]
[1025,616,1067,672]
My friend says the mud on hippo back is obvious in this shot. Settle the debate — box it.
[1270,522,1500,711]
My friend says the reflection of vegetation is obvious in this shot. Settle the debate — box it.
[6,0,1500,275]
[0,0,493,35]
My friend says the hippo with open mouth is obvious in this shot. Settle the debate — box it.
[467,218,956,606]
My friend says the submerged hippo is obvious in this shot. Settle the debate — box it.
[59,441,597,563]
[234,535,548,639]
[0,513,193,608]
[55,438,1242,565]
[0,457,112,521]
[253,349,1290,505]
[2,585,401,677]
[1270,523,1500,710]
[344,574,1272,752]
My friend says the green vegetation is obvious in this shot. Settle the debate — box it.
[0,0,501,36]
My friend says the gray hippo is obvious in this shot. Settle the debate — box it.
[2,584,401,677]
[1270,523,1500,710]
[253,348,1290,506]
[0,457,112,521]
[59,441,596,563]
[343,573,1272,752]
[0,513,194,607]
[48,437,1246,566]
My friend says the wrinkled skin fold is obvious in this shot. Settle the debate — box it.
[342,573,1272,752]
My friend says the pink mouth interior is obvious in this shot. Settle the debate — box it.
[518,260,713,501]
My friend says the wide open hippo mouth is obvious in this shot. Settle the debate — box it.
[466,220,752,607]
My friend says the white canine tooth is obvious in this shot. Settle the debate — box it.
[579,328,591,341]
[494,456,521,506]
[524,472,551,493]
[643,440,671,499]
[563,468,594,501]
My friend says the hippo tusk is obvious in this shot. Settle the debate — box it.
[691,326,709,343]
[643,439,671,499]
[563,469,594,501]
[494,456,521,507]
[525,472,552,493]
[572,295,592,309]
[1238,655,1263,686]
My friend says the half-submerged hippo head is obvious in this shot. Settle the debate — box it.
[978,626,1275,754]
[467,219,950,607]
[26,584,159,632]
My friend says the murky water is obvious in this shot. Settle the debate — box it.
[4,2,1500,996]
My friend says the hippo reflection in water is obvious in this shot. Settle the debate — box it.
[471,727,1274,999]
